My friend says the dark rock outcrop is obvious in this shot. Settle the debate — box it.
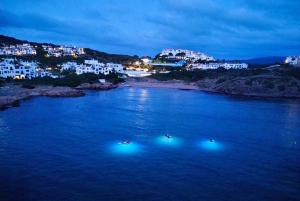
[0,86,85,111]
[196,75,300,99]
[75,83,118,90]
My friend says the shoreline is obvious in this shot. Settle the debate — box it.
[0,82,118,111]
[0,84,85,111]
[118,79,199,90]
[118,78,300,100]
[1,79,300,111]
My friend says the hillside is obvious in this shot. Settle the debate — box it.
[0,35,139,67]
[149,66,300,99]
[240,56,286,65]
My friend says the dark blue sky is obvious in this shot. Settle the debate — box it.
[1,0,300,60]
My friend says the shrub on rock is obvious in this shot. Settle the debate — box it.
[22,84,35,89]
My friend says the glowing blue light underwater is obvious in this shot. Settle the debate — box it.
[199,140,223,151]
[156,135,181,147]
[110,142,142,155]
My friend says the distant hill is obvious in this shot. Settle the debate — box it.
[240,56,286,65]
[0,34,139,64]
[0,34,27,45]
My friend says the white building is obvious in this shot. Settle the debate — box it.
[105,63,124,73]
[192,63,248,70]
[61,62,78,71]
[75,59,124,75]
[84,58,102,65]
[123,69,152,77]
[76,64,109,75]
[223,63,248,69]
[141,57,152,64]
[285,56,300,66]
[0,59,37,79]
[43,45,85,57]
[0,43,37,56]
[149,60,186,67]
[160,49,213,62]
[0,58,51,79]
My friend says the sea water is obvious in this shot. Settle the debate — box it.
[0,88,299,201]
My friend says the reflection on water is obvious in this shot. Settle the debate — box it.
[0,118,9,152]
[110,141,142,155]
[1,88,300,201]
[283,103,300,147]
[156,135,181,147]
[199,139,223,151]
[139,89,148,102]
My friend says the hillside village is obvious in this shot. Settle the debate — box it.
[0,43,37,56]
[0,36,300,102]
[42,45,85,57]
[0,35,299,80]
[1,47,250,79]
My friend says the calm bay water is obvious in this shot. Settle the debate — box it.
[0,88,300,201]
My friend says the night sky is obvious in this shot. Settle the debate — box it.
[1,0,299,60]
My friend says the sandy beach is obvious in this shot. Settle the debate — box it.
[118,78,199,90]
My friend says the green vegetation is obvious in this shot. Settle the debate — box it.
[12,73,124,88]
[148,66,300,84]
[0,79,4,87]
[216,78,227,84]
[263,80,275,89]
[22,84,35,89]
[283,67,300,80]
[245,79,253,86]
[277,85,286,91]
[0,35,140,72]
[2,35,300,94]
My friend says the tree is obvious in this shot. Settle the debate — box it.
[175,52,185,57]
[154,53,161,60]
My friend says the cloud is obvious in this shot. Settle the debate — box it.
[0,9,22,27]
[0,0,300,59]
[140,0,300,58]
[0,7,129,52]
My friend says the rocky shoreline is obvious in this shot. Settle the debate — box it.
[122,77,300,99]
[1,76,300,111]
[74,83,118,90]
[0,86,85,111]
[195,76,300,99]
[0,83,118,111]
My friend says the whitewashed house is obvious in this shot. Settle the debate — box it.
[285,56,300,66]
[75,59,124,75]
[42,45,85,57]
[0,62,34,79]
[76,48,85,55]
[4,48,11,55]
[160,49,213,62]
[76,64,109,75]
[105,63,124,73]
[0,43,37,56]
[61,62,77,71]
[192,63,222,70]
[192,63,248,70]
[141,57,152,64]
[223,63,248,69]
[37,71,53,77]
[0,58,49,79]
[150,60,186,67]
